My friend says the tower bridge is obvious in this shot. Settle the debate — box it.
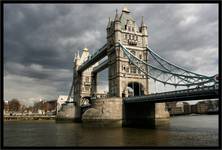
[57,7,219,127]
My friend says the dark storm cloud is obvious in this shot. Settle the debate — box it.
[4,4,218,103]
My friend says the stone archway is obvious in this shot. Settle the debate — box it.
[127,82,144,96]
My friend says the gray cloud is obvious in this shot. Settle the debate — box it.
[4,4,218,104]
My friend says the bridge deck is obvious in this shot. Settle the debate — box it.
[124,86,219,103]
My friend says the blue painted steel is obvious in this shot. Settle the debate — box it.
[117,42,216,88]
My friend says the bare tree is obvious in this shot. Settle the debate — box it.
[33,101,44,114]
[8,99,21,112]
[20,105,27,115]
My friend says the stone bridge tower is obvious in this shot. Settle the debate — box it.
[106,7,149,97]
[73,48,98,120]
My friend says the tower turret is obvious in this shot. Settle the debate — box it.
[106,17,111,30]
[75,50,81,68]
[141,16,148,47]
[114,9,121,43]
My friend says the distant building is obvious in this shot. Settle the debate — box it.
[4,101,9,114]
[191,100,218,114]
[166,102,183,115]
[166,101,191,115]
[183,102,191,114]
[57,95,68,113]
[167,100,218,115]
[44,100,57,113]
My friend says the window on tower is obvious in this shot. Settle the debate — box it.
[85,77,89,82]
[130,66,137,74]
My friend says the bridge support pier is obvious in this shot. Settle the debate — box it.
[123,102,156,128]
[123,102,169,128]
[82,97,123,127]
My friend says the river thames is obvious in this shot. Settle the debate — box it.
[4,114,218,147]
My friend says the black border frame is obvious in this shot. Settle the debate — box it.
[1,0,221,149]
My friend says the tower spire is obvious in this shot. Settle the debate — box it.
[107,17,111,29]
[74,52,76,61]
[141,16,145,27]
[77,50,80,59]
[114,9,119,22]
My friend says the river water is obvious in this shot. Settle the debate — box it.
[4,115,218,147]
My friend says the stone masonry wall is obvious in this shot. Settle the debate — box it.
[82,97,122,121]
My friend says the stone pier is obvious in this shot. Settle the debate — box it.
[123,102,169,128]
[82,97,123,127]
[56,102,76,122]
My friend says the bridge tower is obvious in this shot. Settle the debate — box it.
[106,7,149,97]
[73,48,98,120]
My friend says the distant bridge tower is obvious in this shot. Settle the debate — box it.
[106,7,149,97]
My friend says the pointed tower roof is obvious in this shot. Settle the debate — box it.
[76,50,80,59]
[119,7,137,30]
[114,9,120,22]
[106,17,111,29]
[73,52,76,62]
[141,16,146,27]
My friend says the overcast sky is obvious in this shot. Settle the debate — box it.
[4,4,218,106]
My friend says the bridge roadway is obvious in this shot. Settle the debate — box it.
[124,85,219,103]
